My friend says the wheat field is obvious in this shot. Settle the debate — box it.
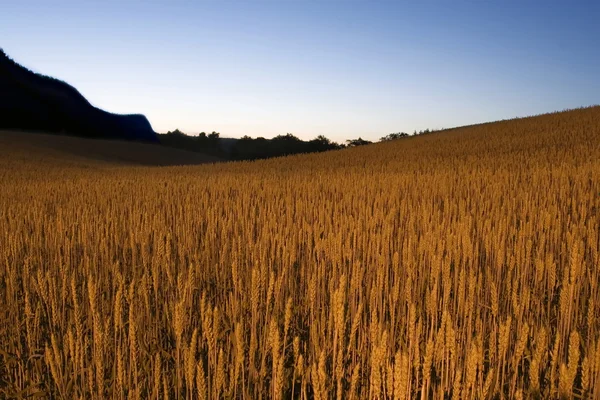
[1,107,599,399]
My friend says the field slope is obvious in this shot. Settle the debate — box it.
[1,107,599,399]
[0,130,221,167]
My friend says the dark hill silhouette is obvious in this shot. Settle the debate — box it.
[0,49,157,142]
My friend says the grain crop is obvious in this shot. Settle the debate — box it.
[0,106,599,399]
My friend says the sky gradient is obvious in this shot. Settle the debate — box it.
[2,0,599,141]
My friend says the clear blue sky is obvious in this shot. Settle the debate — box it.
[2,0,599,141]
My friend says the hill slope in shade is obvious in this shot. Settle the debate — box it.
[0,49,157,142]
[0,130,220,167]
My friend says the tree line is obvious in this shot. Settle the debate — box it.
[159,128,437,161]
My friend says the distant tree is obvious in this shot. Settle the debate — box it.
[272,133,301,142]
[308,135,341,152]
[208,131,219,143]
[158,129,223,157]
[270,133,302,156]
[380,132,408,142]
[415,128,432,135]
[346,137,372,147]
[231,133,340,161]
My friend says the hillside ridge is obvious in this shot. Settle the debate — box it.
[0,49,157,142]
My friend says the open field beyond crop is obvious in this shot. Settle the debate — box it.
[1,107,599,399]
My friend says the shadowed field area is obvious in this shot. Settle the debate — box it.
[0,130,221,167]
